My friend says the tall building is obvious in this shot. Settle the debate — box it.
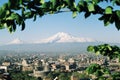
[21,59,33,71]
[64,62,70,71]
[21,59,28,67]
[34,60,42,67]
[32,62,50,78]
[44,62,50,72]
[68,58,75,64]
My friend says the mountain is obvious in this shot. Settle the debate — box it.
[35,32,96,43]
[8,38,23,44]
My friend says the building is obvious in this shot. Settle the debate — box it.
[44,63,50,72]
[2,62,11,67]
[43,77,52,80]
[21,59,33,71]
[33,70,46,78]
[0,73,11,80]
[0,66,7,73]
[32,62,50,78]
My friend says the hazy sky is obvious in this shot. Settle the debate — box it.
[0,0,120,44]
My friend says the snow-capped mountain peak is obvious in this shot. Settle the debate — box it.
[36,32,96,43]
[48,32,73,42]
[53,32,72,38]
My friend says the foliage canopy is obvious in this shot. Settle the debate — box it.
[87,44,120,60]
[1,0,120,32]
[86,63,110,77]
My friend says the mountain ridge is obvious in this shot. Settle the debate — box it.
[7,32,96,45]
[8,38,23,44]
[35,32,96,43]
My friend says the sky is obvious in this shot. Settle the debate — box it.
[0,0,120,44]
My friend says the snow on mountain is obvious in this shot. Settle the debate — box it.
[35,32,96,43]
[8,38,23,44]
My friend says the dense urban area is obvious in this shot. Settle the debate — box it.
[1,0,120,80]
[0,52,120,80]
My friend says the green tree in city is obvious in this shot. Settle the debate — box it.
[72,72,90,79]
[10,71,37,80]
[112,72,120,80]
[86,63,110,79]
[87,44,120,80]
[58,73,70,80]
[1,0,120,33]
[37,77,43,80]
[46,72,54,80]
[87,44,120,61]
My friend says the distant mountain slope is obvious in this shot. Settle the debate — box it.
[35,32,96,43]
[8,38,23,44]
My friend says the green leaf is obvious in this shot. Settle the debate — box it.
[42,2,51,9]
[96,51,100,55]
[107,45,112,51]
[5,20,16,33]
[76,6,81,12]
[92,0,100,4]
[33,14,37,21]
[0,24,5,29]
[87,46,94,52]
[94,70,103,77]
[8,26,12,33]
[103,68,110,74]
[24,12,34,19]
[61,3,66,8]
[21,21,25,31]
[109,14,115,24]
[51,0,57,9]
[6,10,10,15]
[86,64,100,74]
[2,3,8,10]
[103,15,111,26]
[115,20,120,30]
[116,10,120,19]
[12,23,16,32]
[115,0,120,6]
[78,1,84,6]
[16,16,23,25]
[23,0,30,2]
[104,21,110,26]
[40,0,44,4]
[19,0,23,4]
[73,2,76,8]
[99,15,104,21]
[113,51,119,55]
[0,7,6,18]
[66,0,75,7]
[6,13,18,20]
[72,11,77,18]
[88,4,95,12]
[105,6,113,14]
[85,12,91,18]
[33,0,40,4]
[8,0,21,10]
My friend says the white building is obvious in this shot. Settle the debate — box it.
[0,66,7,72]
